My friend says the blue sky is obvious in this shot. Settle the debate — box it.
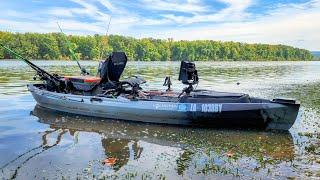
[0,0,319,50]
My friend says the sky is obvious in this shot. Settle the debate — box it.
[0,0,319,51]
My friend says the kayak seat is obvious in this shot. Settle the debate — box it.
[64,76,101,83]
[99,52,146,93]
[64,76,101,91]
[99,52,128,84]
[180,90,251,103]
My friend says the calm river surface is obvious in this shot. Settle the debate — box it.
[0,60,320,179]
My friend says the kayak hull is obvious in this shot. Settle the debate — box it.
[28,84,300,130]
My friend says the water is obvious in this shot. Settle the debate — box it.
[0,60,320,179]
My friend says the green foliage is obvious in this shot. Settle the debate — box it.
[0,31,14,59]
[0,31,314,61]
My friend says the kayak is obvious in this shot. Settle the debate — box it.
[28,83,299,130]
[0,45,299,131]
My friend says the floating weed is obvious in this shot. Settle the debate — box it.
[287,176,296,180]
[305,170,313,177]
[141,172,152,180]
[124,172,138,180]
[305,144,317,154]
[298,132,315,138]
[157,174,166,180]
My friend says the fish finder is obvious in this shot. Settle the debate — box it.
[178,61,199,96]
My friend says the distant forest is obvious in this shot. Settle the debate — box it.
[0,31,314,61]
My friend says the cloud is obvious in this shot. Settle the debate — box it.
[149,0,320,50]
[140,0,208,13]
[68,0,111,21]
[0,0,319,50]
[48,8,79,17]
[97,0,117,12]
[162,0,254,24]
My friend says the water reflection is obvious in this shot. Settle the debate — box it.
[22,105,296,178]
[101,139,143,171]
[0,128,67,179]
[32,106,145,173]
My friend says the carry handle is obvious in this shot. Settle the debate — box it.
[90,97,103,102]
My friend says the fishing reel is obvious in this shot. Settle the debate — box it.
[33,74,38,81]
[33,73,45,81]
[80,67,90,75]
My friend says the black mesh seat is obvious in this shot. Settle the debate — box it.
[98,52,145,90]
[99,52,128,84]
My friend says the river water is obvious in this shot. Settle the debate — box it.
[0,60,319,179]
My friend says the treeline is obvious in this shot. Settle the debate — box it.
[0,31,313,61]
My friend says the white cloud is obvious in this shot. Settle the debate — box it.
[0,0,319,50]
[48,8,78,17]
[97,0,117,12]
[140,0,208,13]
[162,0,254,24]
[148,0,320,50]
[74,0,110,18]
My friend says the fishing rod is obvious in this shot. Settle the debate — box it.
[100,16,112,60]
[57,22,89,75]
[0,43,64,90]
[106,16,112,36]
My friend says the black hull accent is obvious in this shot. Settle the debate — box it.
[186,103,300,130]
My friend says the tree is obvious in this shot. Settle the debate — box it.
[37,34,60,59]
[0,31,314,61]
